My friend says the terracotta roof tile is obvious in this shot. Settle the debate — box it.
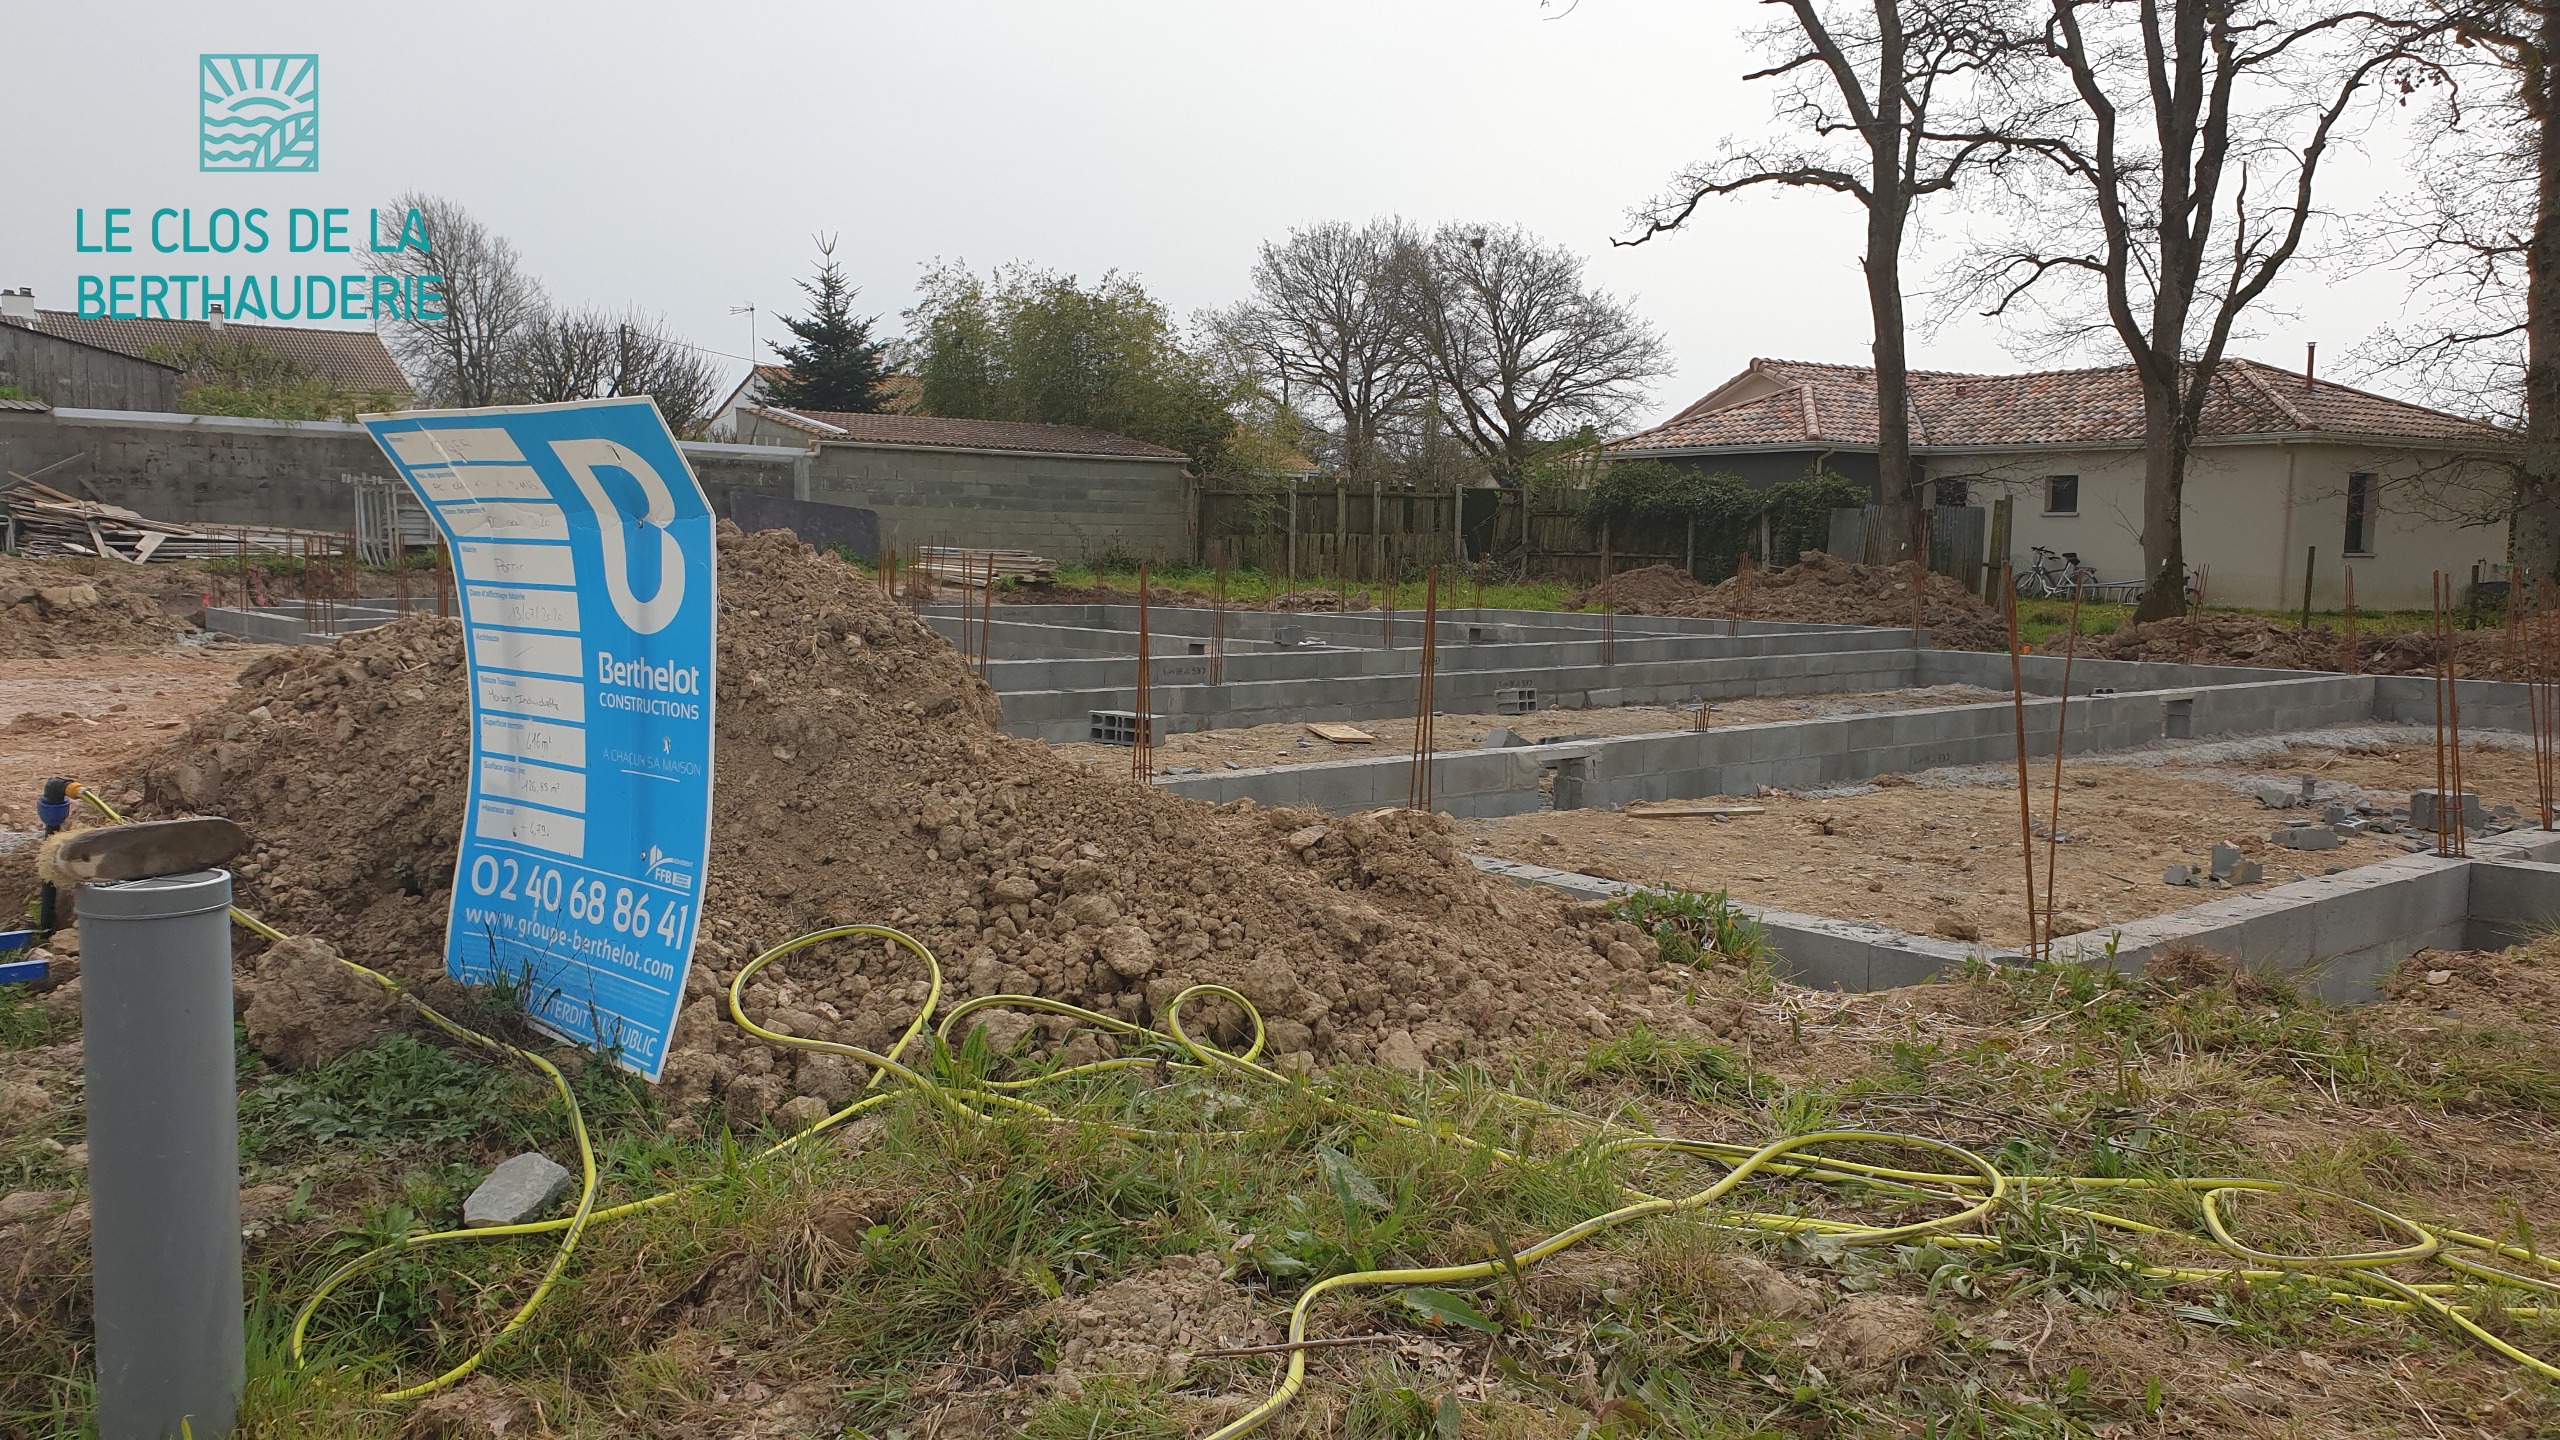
[746,406,1188,460]
[26,310,411,394]
[1615,357,2509,453]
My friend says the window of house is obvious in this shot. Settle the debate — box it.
[2044,474,2078,515]
[2345,472,2375,555]
[1933,478,1969,507]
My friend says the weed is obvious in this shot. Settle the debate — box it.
[238,1033,532,1162]
[1583,1025,1761,1104]
[0,983,55,1050]
[1607,886,1773,967]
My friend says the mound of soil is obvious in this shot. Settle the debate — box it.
[2055,613,2538,679]
[60,525,1685,1125]
[1665,551,2011,650]
[0,555,196,657]
[1569,563,1709,615]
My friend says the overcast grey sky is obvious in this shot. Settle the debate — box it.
[1,1,2423,425]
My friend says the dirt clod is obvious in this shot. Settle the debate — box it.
[239,933,402,1070]
[1019,1252,1274,1384]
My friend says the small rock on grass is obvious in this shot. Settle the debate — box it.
[463,1152,573,1228]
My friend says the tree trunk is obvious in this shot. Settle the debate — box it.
[2132,378,2190,622]
[1867,206,1921,565]
[2522,1,2560,584]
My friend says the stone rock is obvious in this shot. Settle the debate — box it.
[240,934,400,1070]
[2162,864,2193,887]
[2209,842,2242,879]
[35,583,100,614]
[1484,727,1522,748]
[0,1189,69,1221]
[1286,824,1329,851]
[1097,924,1159,979]
[1375,1029,1428,1070]
[775,1095,833,1130]
[463,1152,574,1228]
[2410,790,2486,835]
[2270,825,2340,851]
[2235,860,2264,884]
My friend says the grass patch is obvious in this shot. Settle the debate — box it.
[0,983,56,1051]
[1605,885,1773,968]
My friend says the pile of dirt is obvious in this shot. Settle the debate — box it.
[1664,551,2011,650]
[2053,613,2540,678]
[47,524,1689,1124]
[1569,563,1709,615]
[0,554,197,657]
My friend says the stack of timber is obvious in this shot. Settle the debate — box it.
[3,479,344,562]
[913,546,1057,586]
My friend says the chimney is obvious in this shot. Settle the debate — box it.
[0,288,33,325]
[207,300,225,333]
[2305,341,2316,391]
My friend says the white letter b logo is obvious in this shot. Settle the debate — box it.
[552,438,686,635]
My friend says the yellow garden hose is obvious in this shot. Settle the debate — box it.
[58,786,2560,1431]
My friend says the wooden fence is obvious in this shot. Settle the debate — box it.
[1826,504,1990,589]
[1196,483,1976,586]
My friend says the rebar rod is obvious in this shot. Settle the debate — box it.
[2042,582,2084,961]
[2003,567,2040,958]
[1410,568,1439,812]
[1134,564,1153,784]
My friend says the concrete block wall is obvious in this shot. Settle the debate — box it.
[805,444,1191,561]
[0,406,804,533]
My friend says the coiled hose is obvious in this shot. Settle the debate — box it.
[62,787,2560,1433]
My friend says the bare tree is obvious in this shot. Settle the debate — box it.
[366,191,545,408]
[2361,0,2560,574]
[1625,0,2020,558]
[513,307,723,433]
[1224,219,1424,482]
[1970,0,2439,619]
[1391,224,1671,485]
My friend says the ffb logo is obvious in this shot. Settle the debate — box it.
[200,54,318,172]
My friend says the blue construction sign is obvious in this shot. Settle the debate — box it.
[362,397,716,1080]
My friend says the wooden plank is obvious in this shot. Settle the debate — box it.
[1305,722,1378,744]
[1623,803,1766,819]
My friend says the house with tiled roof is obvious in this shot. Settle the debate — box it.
[733,404,1195,561]
[3,302,410,400]
[705,365,920,438]
[1613,357,2517,610]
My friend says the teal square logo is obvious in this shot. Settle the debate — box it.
[200,54,318,172]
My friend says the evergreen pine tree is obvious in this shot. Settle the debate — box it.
[762,237,892,413]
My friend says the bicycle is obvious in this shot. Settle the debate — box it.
[2014,545,2101,598]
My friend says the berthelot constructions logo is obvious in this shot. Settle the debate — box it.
[199,53,318,172]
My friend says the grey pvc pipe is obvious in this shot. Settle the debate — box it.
[79,869,242,1440]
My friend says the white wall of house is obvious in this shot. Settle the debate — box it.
[1927,443,2507,611]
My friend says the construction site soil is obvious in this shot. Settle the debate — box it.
[1567,562,1710,614]
[1467,728,2532,948]
[5,527,1708,1124]
[1051,686,2014,772]
[2054,609,2548,678]
[1659,551,2015,651]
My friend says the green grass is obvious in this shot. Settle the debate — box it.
[1605,885,1774,969]
[13,945,2560,1437]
